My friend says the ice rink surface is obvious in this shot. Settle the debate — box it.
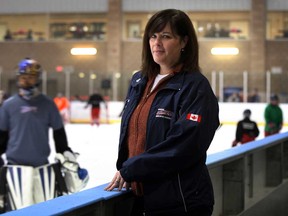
[49,122,288,191]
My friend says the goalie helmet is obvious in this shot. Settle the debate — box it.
[16,58,42,99]
[17,58,42,77]
[55,152,89,193]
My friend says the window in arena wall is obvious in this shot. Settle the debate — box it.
[267,12,288,40]
[49,22,106,41]
[196,20,249,40]
[126,21,141,39]
[50,23,68,39]
[0,24,6,41]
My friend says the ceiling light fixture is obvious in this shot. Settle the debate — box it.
[70,48,97,56]
[211,47,239,55]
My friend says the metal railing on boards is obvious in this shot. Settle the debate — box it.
[2,132,288,216]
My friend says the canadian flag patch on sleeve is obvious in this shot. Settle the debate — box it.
[186,113,202,122]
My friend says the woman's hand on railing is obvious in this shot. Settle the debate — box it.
[104,170,129,191]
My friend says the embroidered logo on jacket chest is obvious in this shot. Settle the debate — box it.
[156,108,173,120]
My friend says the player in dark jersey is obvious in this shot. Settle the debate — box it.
[85,91,107,126]
[232,109,260,147]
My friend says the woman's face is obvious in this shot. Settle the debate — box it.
[149,23,187,74]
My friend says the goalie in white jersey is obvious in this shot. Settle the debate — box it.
[0,58,89,213]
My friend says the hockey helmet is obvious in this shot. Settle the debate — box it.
[243,109,251,118]
[17,58,42,77]
[270,94,279,101]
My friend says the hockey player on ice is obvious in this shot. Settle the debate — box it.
[85,90,108,126]
[232,109,260,147]
[54,92,70,124]
[0,58,89,213]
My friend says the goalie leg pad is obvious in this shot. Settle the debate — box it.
[3,164,66,211]
[6,165,34,210]
[0,167,7,213]
[33,164,56,204]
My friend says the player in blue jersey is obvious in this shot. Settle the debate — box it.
[0,58,88,212]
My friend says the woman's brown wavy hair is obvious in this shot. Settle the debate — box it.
[141,9,200,78]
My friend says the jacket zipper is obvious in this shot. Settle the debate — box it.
[177,173,187,212]
[144,84,181,150]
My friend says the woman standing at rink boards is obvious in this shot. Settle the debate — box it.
[105,9,219,216]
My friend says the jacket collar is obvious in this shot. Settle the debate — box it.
[131,72,147,88]
[131,70,190,93]
[163,71,187,91]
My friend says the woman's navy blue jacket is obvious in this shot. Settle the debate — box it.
[118,70,220,214]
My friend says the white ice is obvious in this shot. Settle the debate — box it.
[49,122,288,191]
[47,101,288,190]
